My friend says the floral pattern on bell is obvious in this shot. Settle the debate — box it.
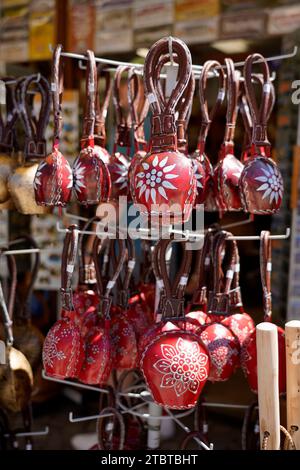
[192,160,203,190]
[114,163,128,191]
[42,327,66,367]
[73,160,86,194]
[153,338,208,397]
[255,163,283,204]
[136,155,179,204]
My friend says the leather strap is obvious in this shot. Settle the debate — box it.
[97,406,125,450]
[93,235,126,319]
[81,50,97,147]
[61,225,79,312]
[260,230,272,322]
[94,64,113,147]
[128,68,148,152]
[144,36,192,152]
[229,240,243,311]
[113,236,136,309]
[51,44,64,149]
[16,73,50,161]
[0,78,19,154]
[0,249,17,346]
[78,216,101,285]
[197,60,225,152]
[208,231,235,316]
[9,235,40,321]
[190,231,212,308]
[113,66,132,150]
[240,75,274,153]
[157,237,191,320]
[244,54,271,150]
[223,58,239,146]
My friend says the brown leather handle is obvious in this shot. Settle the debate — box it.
[229,240,243,312]
[198,60,225,151]
[240,75,275,152]
[78,216,101,285]
[128,68,148,152]
[0,78,19,154]
[9,235,40,321]
[60,225,79,312]
[52,44,64,148]
[223,58,239,145]
[97,406,125,450]
[0,249,17,345]
[93,235,126,319]
[94,65,113,147]
[112,236,136,308]
[16,73,50,161]
[158,237,191,320]
[81,49,97,145]
[260,230,272,322]
[190,231,213,308]
[244,54,271,149]
[113,66,132,149]
[208,231,235,316]
[144,36,192,151]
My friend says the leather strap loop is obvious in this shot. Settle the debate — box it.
[244,54,271,149]
[113,237,136,309]
[208,231,235,316]
[113,66,132,149]
[260,230,272,322]
[94,65,113,147]
[223,58,239,145]
[78,216,101,285]
[81,50,97,145]
[16,73,50,161]
[61,225,79,312]
[144,36,192,152]
[157,237,191,320]
[128,68,148,152]
[0,78,19,154]
[93,235,126,319]
[0,249,17,346]
[52,44,64,148]
[198,60,225,150]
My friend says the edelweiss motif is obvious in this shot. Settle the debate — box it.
[33,161,46,190]
[114,163,128,190]
[192,161,203,189]
[73,160,86,193]
[153,338,208,397]
[255,164,283,204]
[43,327,66,368]
[66,162,73,189]
[136,156,179,204]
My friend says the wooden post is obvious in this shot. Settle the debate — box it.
[256,322,281,450]
[285,320,300,449]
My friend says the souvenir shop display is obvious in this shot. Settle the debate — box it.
[1,31,299,452]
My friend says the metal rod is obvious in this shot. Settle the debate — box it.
[4,426,49,438]
[62,211,89,222]
[56,221,115,237]
[227,227,290,241]
[202,402,258,410]
[69,402,146,424]
[50,42,297,72]
[165,408,211,450]
[42,369,109,394]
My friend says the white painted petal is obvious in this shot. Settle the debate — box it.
[197,180,203,189]
[115,176,126,184]
[262,167,271,177]
[142,163,149,170]
[257,183,269,192]
[165,173,178,180]
[67,180,73,189]
[136,180,143,189]
[267,164,275,175]
[145,188,150,202]
[162,180,177,190]
[274,191,279,203]
[153,155,159,167]
[262,187,272,199]
[151,188,156,203]
[159,156,168,168]
[163,164,176,173]
[269,191,275,203]
[139,184,146,198]
[279,189,283,198]
[136,172,145,178]
[255,176,268,183]
[158,186,168,200]
[119,181,127,190]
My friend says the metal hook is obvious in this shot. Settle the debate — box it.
[42,369,110,393]
[78,59,87,70]
[4,427,49,438]
[226,227,290,241]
